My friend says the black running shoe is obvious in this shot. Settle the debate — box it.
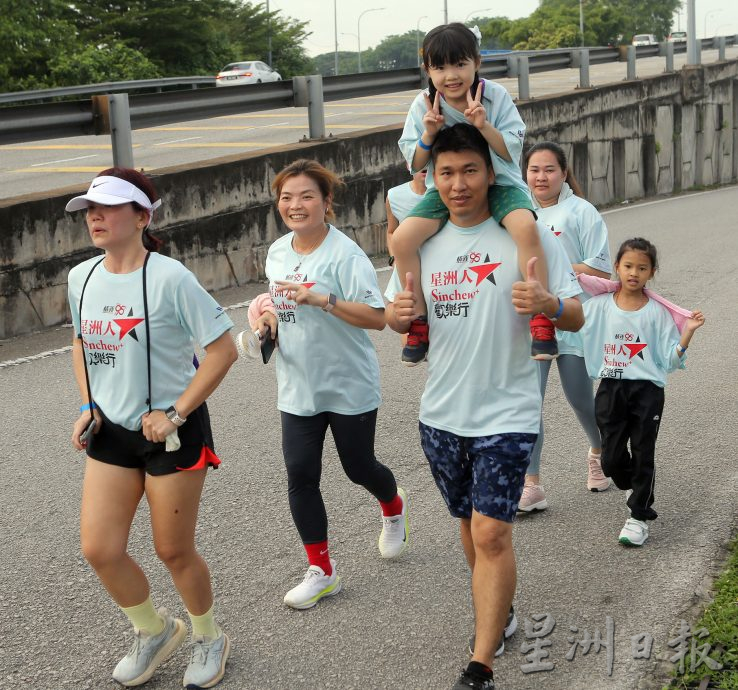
[451,667,495,690]
[468,606,518,657]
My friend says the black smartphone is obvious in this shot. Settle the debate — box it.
[80,418,97,444]
[261,325,276,364]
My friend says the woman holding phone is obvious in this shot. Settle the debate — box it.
[66,167,237,688]
[251,158,409,610]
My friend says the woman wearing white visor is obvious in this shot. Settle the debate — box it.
[65,168,237,688]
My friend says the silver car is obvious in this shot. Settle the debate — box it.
[632,34,658,46]
[215,61,282,87]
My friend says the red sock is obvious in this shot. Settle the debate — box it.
[380,492,403,517]
[304,541,332,576]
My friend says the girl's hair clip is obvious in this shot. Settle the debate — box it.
[469,25,482,47]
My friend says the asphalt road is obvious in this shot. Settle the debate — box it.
[0,186,735,690]
[1,47,736,201]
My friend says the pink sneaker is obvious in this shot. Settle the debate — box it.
[518,484,548,512]
[587,450,611,492]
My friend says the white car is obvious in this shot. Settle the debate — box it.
[632,34,658,46]
[668,31,687,43]
[215,61,282,87]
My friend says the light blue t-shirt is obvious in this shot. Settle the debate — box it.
[533,182,612,356]
[399,79,528,194]
[266,225,385,416]
[68,253,233,430]
[386,218,580,436]
[387,180,425,223]
[576,294,685,388]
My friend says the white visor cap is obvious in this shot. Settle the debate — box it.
[65,176,162,225]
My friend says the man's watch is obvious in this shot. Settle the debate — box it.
[165,405,187,427]
[322,293,337,312]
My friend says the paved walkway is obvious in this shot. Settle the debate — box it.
[0,186,735,689]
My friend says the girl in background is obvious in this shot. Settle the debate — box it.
[576,238,705,546]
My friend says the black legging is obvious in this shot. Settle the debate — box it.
[280,409,397,544]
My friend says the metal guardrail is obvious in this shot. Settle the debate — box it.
[0,76,215,105]
[0,37,736,151]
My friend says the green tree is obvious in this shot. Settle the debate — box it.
[49,42,162,86]
[504,0,680,49]
[365,31,424,71]
[312,51,358,77]
[0,0,77,91]
[70,0,236,75]
[224,2,314,78]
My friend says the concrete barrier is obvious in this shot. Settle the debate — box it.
[1,60,736,339]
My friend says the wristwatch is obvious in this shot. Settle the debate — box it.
[165,405,187,427]
[322,293,337,312]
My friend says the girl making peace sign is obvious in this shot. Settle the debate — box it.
[394,23,558,365]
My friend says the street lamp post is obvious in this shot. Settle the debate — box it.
[704,9,722,38]
[357,7,384,74]
[266,0,272,67]
[341,32,358,71]
[687,0,698,64]
[416,15,428,67]
[464,8,492,23]
[443,0,448,24]
[579,0,585,47]
[334,0,339,76]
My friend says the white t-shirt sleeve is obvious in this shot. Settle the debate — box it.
[398,93,426,172]
[655,305,685,373]
[384,268,403,303]
[578,204,612,274]
[336,253,385,309]
[173,270,234,348]
[539,224,581,299]
[487,83,526,165]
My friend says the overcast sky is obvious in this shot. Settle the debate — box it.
[265,1,738,57]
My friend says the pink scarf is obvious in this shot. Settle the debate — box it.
[577,274,692,334]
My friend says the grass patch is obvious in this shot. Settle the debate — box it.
[664,535,738,689]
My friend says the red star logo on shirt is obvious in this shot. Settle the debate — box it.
[623,342,648,359]
[113,317,144,340]
[469,255,502,286]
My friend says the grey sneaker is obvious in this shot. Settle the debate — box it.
[183,631,231,689]
[112,608,186,687]
[468,606,518,657]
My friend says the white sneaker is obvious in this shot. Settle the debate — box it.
[619,518,649,546]
[378,487,409,559]
[235,329,261,359]
[283,559,342,610]
[183,630,230,689]
[112,608,187,686]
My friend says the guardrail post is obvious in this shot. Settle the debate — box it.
[293,75,326,140]
[718,36,726,60]
[572,49,590,88]
[517,56,530,100]
[659,41,674,72]
[626,45,636,80]
[108,94,134,168]
[506,55,519,78]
